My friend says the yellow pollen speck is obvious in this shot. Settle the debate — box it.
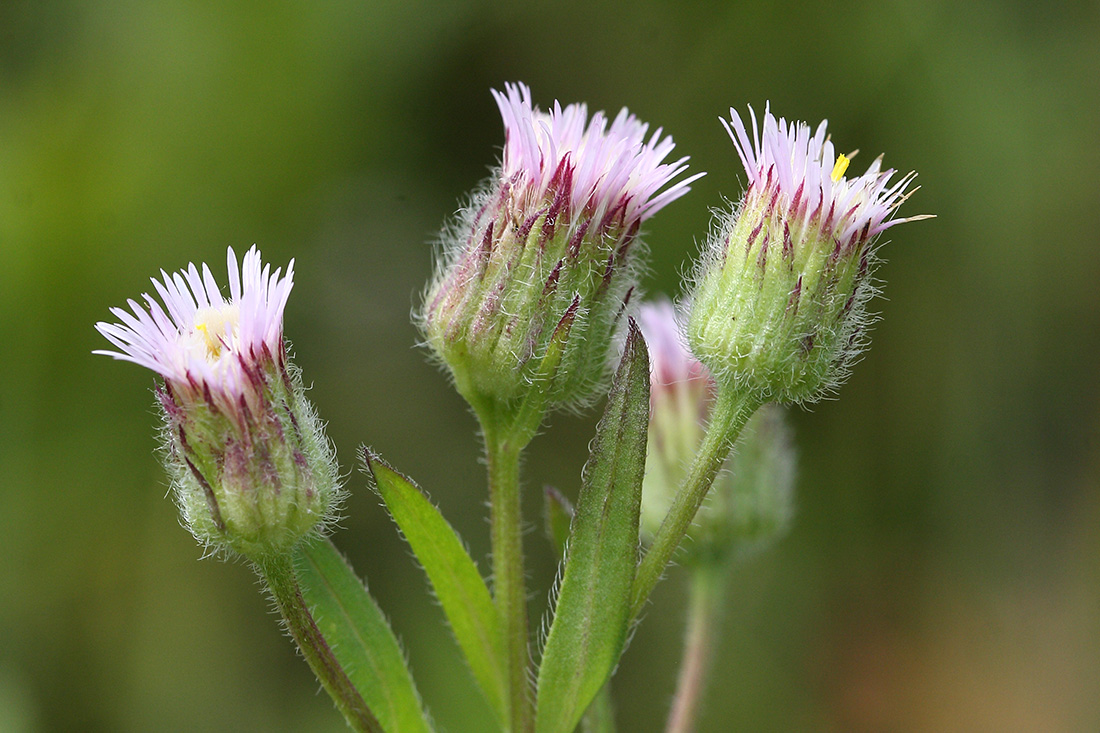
[196,321,223,357]
[831,153,850,182]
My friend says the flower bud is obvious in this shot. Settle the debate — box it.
[422,82,702,412]
[688,105,929,403]
[638,300,794,563]
[95,246,342,560]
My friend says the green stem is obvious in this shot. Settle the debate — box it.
[631,388,759,618]
[665,564,726,733]
[256,553,383,733]
[484,418,534,733]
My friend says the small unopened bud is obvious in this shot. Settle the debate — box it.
[688,105,930,403]
[95,246,342,560]
[422,82,703,412]
[638,300,795,564]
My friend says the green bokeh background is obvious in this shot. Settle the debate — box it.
[3,1,1098,730]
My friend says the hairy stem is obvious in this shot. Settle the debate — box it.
[665,564,726,733]
[631,388,759,618]
[484,419,534,733]
[256,553,383,733]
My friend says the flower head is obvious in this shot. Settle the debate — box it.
[96,247,341,559]
[637,300,794,563]
[423,82,702,416]
[723,104,923,245]
[96,246,293,414]
[492,82,701,227]
[688,104,929,403]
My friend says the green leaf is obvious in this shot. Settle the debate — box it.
[535,319,650,733]
[364,449,509,726]
[294,538,432,733]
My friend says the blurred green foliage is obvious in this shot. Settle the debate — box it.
[2,0,1098,730]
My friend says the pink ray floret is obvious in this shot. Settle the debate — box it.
[492,82,704,224]
[94,246,294,400]
[637,299,710,390]
[722,104,924,245]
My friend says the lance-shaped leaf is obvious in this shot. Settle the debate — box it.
[364,449,509,726]
[294,538,432,733]
[535,319,650,733]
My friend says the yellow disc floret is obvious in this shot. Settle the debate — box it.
[192,305,240,359]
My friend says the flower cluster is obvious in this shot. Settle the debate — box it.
[93,83,928,733]
[95,247,340,558]
[423,82,703,414]
[688,104,927,403]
